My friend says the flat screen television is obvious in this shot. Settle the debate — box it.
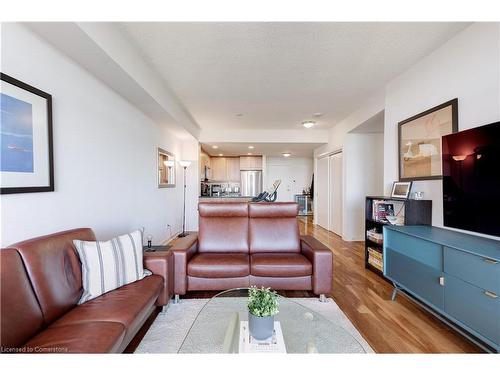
[442,121,500,237]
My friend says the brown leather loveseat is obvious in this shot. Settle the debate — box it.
[173,202,332,300]
[0,228,173,353]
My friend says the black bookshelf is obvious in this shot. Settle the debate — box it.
[365,196,432,278]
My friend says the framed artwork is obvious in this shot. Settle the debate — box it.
[157,147,176,188]
[391,181,412,199]
[1,73,54,194]
[398,98,458,181]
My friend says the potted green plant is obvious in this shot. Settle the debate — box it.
[247,286,279,340]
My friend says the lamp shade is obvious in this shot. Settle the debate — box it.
[164,160,175,167]
[178,160,192,168]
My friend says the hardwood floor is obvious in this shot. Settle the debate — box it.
[172,216,482,353]
[297,216,482,353]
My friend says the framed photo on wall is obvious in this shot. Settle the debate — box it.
[157,147,176,188]
[1,73,54,194]
[398,98,458,181]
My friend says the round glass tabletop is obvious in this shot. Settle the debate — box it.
[178,288,366,353]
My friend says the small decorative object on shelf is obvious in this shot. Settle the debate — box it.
[365,196,432,278]
[247,286,279,340]
[412,191,424,200]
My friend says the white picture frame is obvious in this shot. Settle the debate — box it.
[391,181,412,199]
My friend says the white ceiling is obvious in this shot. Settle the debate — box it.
[119,22,469,131]
[201,142,323,157]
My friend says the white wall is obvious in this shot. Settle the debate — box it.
[384,22,500,234]
[1,23,198,246]
[314,90,385,157]
[265,157,313,202]
[313,90,384,226]
[343,133,384,241]
[314,22,500,241]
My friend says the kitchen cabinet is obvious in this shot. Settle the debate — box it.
[226,157,240,182]
[211,157,227,181]
[240,156,262,170]
[200,151,211,180]
[211,157,240,182]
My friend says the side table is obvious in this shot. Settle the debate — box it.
[143,248,174,312]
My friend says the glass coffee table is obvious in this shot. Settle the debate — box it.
[178,288,366,353]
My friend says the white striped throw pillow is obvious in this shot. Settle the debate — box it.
[73,229,152,304]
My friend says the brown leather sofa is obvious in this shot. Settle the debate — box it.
[0,228,173,353]
[173,202,332,300]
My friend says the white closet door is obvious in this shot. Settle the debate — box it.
[329,152,343,236]
[316,156,329,230]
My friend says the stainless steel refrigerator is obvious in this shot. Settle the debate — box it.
[240,170,263,197]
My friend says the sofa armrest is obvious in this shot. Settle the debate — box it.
[144,250,173,306]
[171,234,198,295]
[300,235,333,295]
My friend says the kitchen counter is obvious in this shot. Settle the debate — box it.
[199,196,253,203]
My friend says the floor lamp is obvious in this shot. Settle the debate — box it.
[178,160,191,237]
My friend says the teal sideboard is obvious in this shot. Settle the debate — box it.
[383,225,500,353]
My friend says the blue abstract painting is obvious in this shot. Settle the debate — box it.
[1,93,34,173]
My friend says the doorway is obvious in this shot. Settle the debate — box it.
[329,152,343,236]
[316,156,329,230]
[315,151,343,236]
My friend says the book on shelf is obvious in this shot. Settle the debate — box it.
[366,229,383,244]
[368,252,384,272]
[368,247,383,260]
[372,200,395,222]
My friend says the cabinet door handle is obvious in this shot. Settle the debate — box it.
[484,291,498,299]
[483,258,499,265]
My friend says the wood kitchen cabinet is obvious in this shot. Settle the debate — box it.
[239,156,262,170]
[226,157,240,182]
[211,157,240,182]
[211,157,227,181]
[200,150,211,179]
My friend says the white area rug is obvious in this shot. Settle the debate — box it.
[136,297,373,353]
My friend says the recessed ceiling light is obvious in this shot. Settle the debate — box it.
[313,112,324,117]
[212,145,218,149]
[302,121,315,129]
[282,152,291,157]
[248,146,254,149]
[218,153,223,156]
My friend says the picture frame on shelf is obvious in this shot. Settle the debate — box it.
[398,98,458,181]
[1,73,54,194]
[391,181,412,199]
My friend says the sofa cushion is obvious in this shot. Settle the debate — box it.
[248,203,301,253]
[0,249,44,350]
[188,253,250,278]
[9,228,96,325]
[198,203,249,253]
[51,275,162,343]
[73,229,152,304]
[250,253,312,277]
[23,322,125,354]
